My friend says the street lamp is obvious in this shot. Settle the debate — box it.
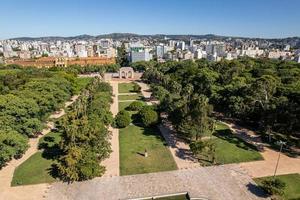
[273,140,286,179]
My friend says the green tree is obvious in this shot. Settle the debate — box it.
[139,106,158,127]
[132,83,141,93]
[260,178,286,197]
[115,110,131,128]
[117,43,129,67]
[128,101,144,111]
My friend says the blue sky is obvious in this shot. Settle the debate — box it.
[1,0,300,39]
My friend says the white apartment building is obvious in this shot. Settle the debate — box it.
[268,51,291,59]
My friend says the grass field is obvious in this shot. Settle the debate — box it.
[118,94,143,101]
[212,135,263,164]
[38,131,62,148]
[255,173,300,200]
[118,82,137,93]
[11,131,62,186]
[119,125,177,176]
[198,122,263,165]
[11,152,57,186]
[119,101,133,111]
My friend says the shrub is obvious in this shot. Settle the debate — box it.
[139,106,158,127]
[128,101,144,111]
[133,83,141,93]
[115,110,131,128]
[260,178,286,196]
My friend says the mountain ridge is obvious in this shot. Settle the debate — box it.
[9,33,300,41]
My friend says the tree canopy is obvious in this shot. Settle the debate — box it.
[142,58,300,147]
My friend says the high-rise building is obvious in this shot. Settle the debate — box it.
[131,50,151,62]
[205,44,214,55]
[177,41,185,50]
[190,39,194,46]
[129,42,152,62]
[156,45,164,58]
[169,40,176,48]
[195,49,207,59]
[99,39,111,49]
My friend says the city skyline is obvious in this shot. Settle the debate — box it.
[1,0,300,39]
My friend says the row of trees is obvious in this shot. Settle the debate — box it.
[142,58,300,148]
[57,78,113,182]
[0,68,83,168]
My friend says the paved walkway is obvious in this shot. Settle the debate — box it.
[46,164,267,200]
[101,81,120,177]
[0,95,79,200]
[118,92,138,95]
[222,121,263,148]
[136,81,199,169]
[221,121,300,178]
[136,81,151,99]
[240,147,300,178]
[118,99,136,102]
[159,123,200,170]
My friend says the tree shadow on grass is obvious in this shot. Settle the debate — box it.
[214,129,258,151]
[41,144,62,160]
[142,126,168,143]
[40,142,62,180]
[131,113,142,126]
[48,163,60,179]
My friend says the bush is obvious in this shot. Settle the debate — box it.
[139,106,158,127]
[260,178,286,196]
[132,83,141,93]
[128,101,144,111]
[115,110,131,128]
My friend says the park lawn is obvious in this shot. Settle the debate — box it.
[38,131,62,148]
[215,121,230,131]
[212,136,263,164]
[119,101,133,111]
[118,94,142,101]
[12,131,62,186]
[119,125,177,176]
[254,173,300,200]
[198,121,263,165]
[118,82,137,93]
[11,152,57,186]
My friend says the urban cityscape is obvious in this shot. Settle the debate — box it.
[0,0,299,200]
[1,34,300,66]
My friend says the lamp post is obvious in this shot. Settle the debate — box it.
[273,140,286,179]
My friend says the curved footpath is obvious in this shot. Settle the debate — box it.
[0,95,79,200]
[221,122,300,178]
[240,147,300,178]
